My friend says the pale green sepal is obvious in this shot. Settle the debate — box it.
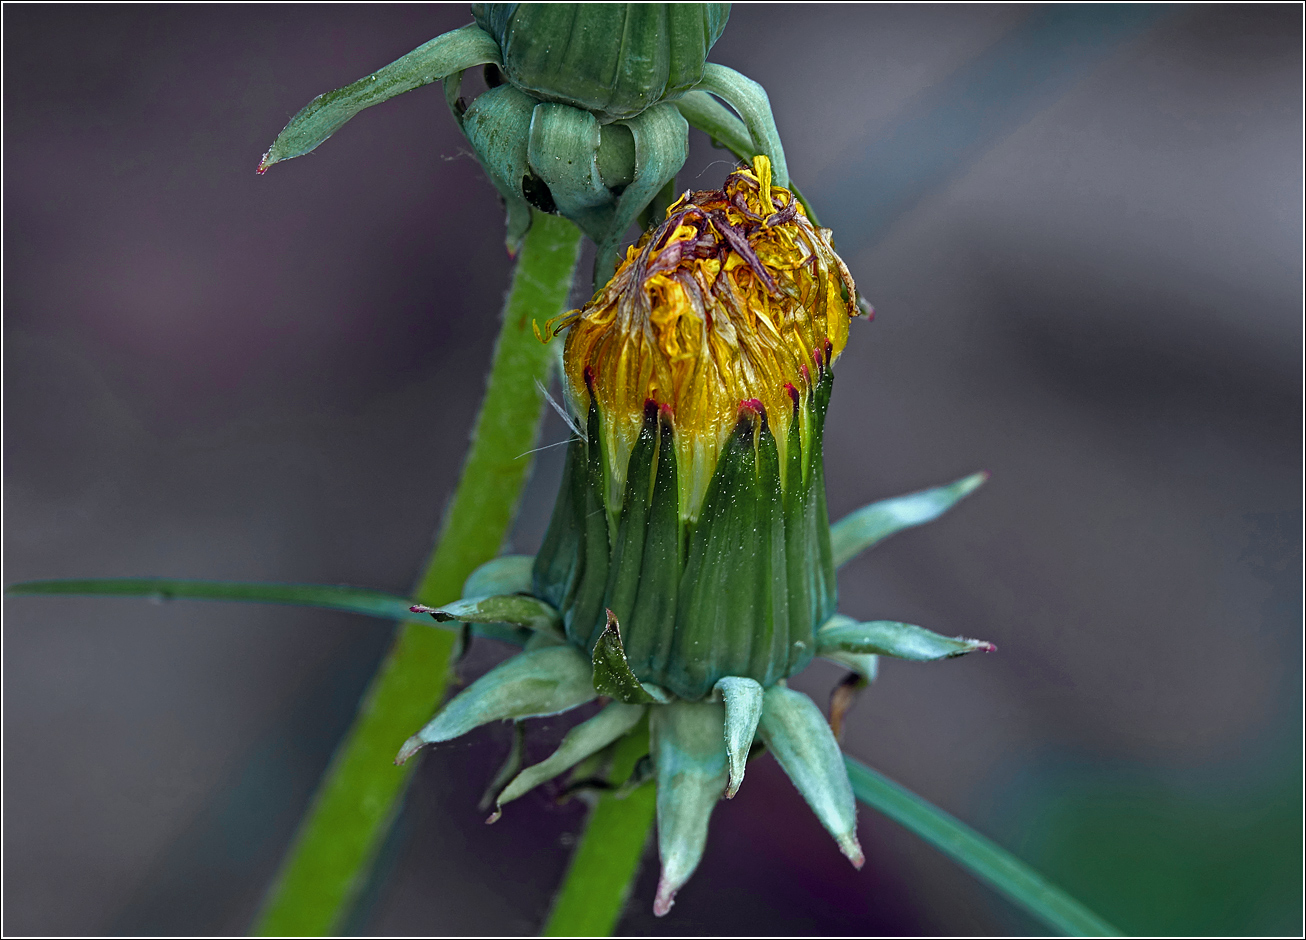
[650,700,728,916]
[674,89,820,225]
[395,645,594,764]
[758,685,864,868]
[413,593,561,637]
[524,630,568,651]
[258,23,502,172]
[527,102,612,242]
[592,611,657,704]
[461,84,539,253]
[478,719,526,812]
[817,615,996,661]
[595,103,690,279]
[693,64,788,187]
[829,471,988,568]
[492,701,646,817]
[713,676,763,799]
[821,649,880,683]
[463,554,535,598]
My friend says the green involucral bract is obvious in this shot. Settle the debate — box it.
[403,161,994,915]
[259,3,794,281]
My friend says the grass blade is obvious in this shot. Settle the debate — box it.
[5,578,530,646]
[7,577,419,621]
[843,755,1121,937]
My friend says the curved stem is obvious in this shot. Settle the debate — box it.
[252,211,580,935]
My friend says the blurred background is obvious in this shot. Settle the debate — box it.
[4,4,1301,935]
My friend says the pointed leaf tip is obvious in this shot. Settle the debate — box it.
[259,24,501,170]
[714,677,763,798]
[759,686,860,865]
[839,833,866,869]
[592,610,657,704]
[394,735,423,765]
[653,876,677,917]
[818,617,995,662]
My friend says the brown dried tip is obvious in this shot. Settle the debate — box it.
[828,672,867,742]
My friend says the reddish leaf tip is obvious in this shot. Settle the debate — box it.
[653,877,677,917]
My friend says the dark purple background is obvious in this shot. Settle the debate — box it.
[5,4,1301,935]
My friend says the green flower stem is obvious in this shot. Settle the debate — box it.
[543,724,657,937]
[253,211,581,936]
[843,756,1122,937]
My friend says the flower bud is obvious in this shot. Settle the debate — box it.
[534,156,861,700]
[473,3,732,122]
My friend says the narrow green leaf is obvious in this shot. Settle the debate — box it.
[542,723,656,937]
[829,471,988,569]
[258,23,501,172]
[5,577,531,647]
[6,577,416,620]
[413,593,561,635]
[843,756,1122,937]
[817,614,995,661]
[462,554,534,599]
[592,611,657,705]
[254,211,580,935]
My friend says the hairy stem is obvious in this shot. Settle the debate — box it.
[543,725,657,936]
[252,212,581,935]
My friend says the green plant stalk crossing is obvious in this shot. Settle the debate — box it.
[543,723,657,936]
[252,211,581,935]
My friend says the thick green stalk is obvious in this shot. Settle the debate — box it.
[542,726,657,936]
[253,211,581,936]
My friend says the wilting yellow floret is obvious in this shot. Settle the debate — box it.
[551,156,859,521]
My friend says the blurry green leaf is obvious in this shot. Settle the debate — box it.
[843,755,1122,937]
[1014,768,1303,936]
[829,471,988,568]
[818,614,995,661]
[463,554,535,599]
[258,23,501,172]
